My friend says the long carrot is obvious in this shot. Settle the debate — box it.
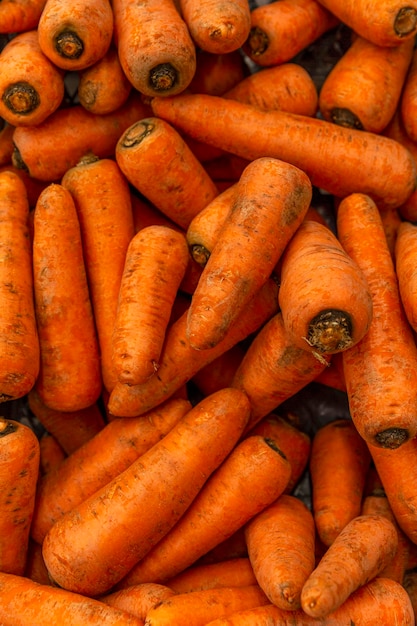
[165,558,257,594]
[395,220,417,333]
[337,192,417,448]
[151,92,417,210]
[42,388,251,596]
[0,169,39,402]
[112,0,196,97]
[0,0,47,33]
[100,583,176,621]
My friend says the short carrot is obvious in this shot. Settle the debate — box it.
[337,193,417,448]
[278,219,373,356]
[0,170,39,402]
[165,558,257,594]
[112,0,196,97]
[42,388,251,596]
[37,0,113,71]
[151,92,417,210]
[186,157,312,351]
[100,584,176,621]
[188,49,248,97]
[401,46,417,142]
[394,220,417,333]
[0,0,47,34]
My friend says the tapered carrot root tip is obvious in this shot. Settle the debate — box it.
[374,428,409,449]
[54,31,84,60]
[191,244,211,267]
[149,63,179,93]
[395,8,417,37]
[330,107,363,130]
[246,27,268,57]
[305,309,353,353]
[2,82,40,115]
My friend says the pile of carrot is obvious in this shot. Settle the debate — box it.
[2,0,417,623]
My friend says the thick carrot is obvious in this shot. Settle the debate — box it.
[0,419,39,575]
[177,0,251,55]
[319,35,414,133]
[191,344,245,397]
[0,0,47,33]
[0,170,39,402]
[42,388,251,596]
[100,584,176,621]
[116,436,291,586]
[107,277,279,418]
[188,49,247,96]
[243,0,339,67]
[38,433,66,476]
[115,118,219,231]
[337,193,417,448]
[12,93,151,181]
[32,183,102,412]
[278,219,373,356]
[401,46,417,142]
[165,558,257,594]
[395,221,417,333]
[151,92,417,210]
[31,397,191,544]
[37,0,113,71]
[186,157,312,350]
[113,0,196,97]
[61,156,135,393]
[309,419,371,547]
[0,122,15,166]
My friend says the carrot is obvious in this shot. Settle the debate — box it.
[337,193,417,448]
[401,46,417,142]
[12,93,151,181]
[243,0,339,67]
[37,0,113,71]
[309,419,371,547]
[42,388,251,596]
[191,343,245,397]
[314,351,346,392]
[0,572,145,625]
[165,558,257,594]
[177,0,251,55]
[0,170,39,402]
[24,539,50,585]
[197,528,248,566]
[0,0,47,33]
[278,219,373,356]
[38,433,66,476]
[107,277,279,417]
[31,397,191,545]
[28,389,106,455]
[379,206,402,260]
[61,156,135,393]
[231,312,330,433]
[116,436,291,587]
[32,183,102,412]
[224,63,319,116]
[188,49,248,97]
[144,585,269,626]
[315,0,417,46]
[186,157,312,351]
[395,220,417,333]
[0,122,15,166]
[0,418,39,575]
[404,568,417,618]
[0,163,48,209]
[115,117,219,231]
[130,192,180,234]
[77,44,132,115]
[100,584,176,621]
[151,92,417,210]
[112,0,196,97]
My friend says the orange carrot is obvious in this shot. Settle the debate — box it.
[165,559,257,594]
[395,220,417,333]
[24,539,50,585]
[379,206,402,260]
[309,419,371,547]
[278,219,373,356]
[130,192,179,234]
[152,92,417,210]
[0,418,39,575]
[31,397,191,545]
[100,584,176,621]
[113,0,196,97]
[314,352,346,392]
[245,494,315,610]
[33,183,102,412]
[300,514,398,618]
[178,0,251,54]
[191,343,245,397]
[38,433,66,476]
[61,156,135,393]
[188,49,248,96]
[115,117,219,231]
[0,0,47,33]
[0,163,48,209]
[0,122,15,166]
[186,157,312,350]
[117,436,291,586]
[401,46,417,142]
[243,0,339,67]
[42,388,251,596]
[196,528,248,566]
[337,193,417,448]
[0,169,39,402]
[37,0,113,71]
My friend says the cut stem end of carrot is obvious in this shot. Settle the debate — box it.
[306,308,353,354]
[394,7,417,37]
[246,27,269,57]
[330,107,363,130]
[374,428,409,449]
[54,31,84,59]
[3,82,40,115]
[149,63,179,93]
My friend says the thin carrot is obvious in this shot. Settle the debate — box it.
[243,0,339,67]
[31,397,191,545]
[100,584,176,621]
[38,433,66,476]
[309,419,371,547]
[113,0,196,97]
[165,559,257,594]
[394,220,417,333]
[0,0,47,34]
[61,156,135,393]
[0,169,39,402]
[337,193,417,448]
[188,49,248,96]
[42,388,251,596]
[151,92,417,210]
[401,46,417,142]
[191,343,245,397]
[116,435,291,587]
[37,0,113,71]
[115,117,219,231]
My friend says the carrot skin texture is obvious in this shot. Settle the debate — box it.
[188,49,248,97]
[401,47,417,142]
[42,388,251,596]
[151,93,417,210]
[395,221,417,333]
[100,583,175,621]
[0,0,47,34]
[165,558,257,593]
[38,433,66,476]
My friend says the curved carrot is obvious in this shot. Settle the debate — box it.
[337,193,417,448]
[37,0,113,71]
[401,46,417,142]
[151,92,417,210]
[0,169,39,402]
[100,584,176,621]
[0,0,47,33]
[188,49,248,96]
[165,559,257,594]
[395,220,417,333]
[42,388,251,596]
[113,0,196,97]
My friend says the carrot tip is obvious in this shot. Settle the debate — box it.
[149,63,179,93]
[54,31,84,59]
[2,82,40,115]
